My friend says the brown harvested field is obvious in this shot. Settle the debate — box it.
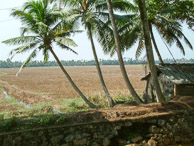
[0,89,25,112]
[0,65,146,105]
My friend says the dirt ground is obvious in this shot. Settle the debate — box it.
[62,96,194,124]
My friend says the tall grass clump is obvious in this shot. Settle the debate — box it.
[58,98,89,113]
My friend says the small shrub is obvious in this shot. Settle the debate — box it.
[0,117,18,132]
[113,94,134,103]
[39,115,52,126]
[88,94,109,108]
[56,115,68,123]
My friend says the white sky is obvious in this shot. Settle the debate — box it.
[0,0,194,62]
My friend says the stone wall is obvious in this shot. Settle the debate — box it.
[0,111,194,146]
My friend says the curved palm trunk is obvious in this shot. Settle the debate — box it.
[106,0,143,105]
[137,0,165,104]
[49,48,97,108]
[87,26,115,107]
[149,23,164,65]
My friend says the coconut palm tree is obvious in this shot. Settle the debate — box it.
[135,14,193,63]
[2,0,97,108]
[103,0,192,65]
[101,1,193,68]
[148,0,193,62]
[55,0,116,107]
[105,0,143,105]
[137,0,165,103]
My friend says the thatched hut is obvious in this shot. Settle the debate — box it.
[141,63,194,102]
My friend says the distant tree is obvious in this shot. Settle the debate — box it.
[1,58,194,68]
[2,0,96,108]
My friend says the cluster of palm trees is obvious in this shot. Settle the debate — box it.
[3,0,193,108]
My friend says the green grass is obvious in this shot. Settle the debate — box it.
[0,102,54,119]
[0,93,139,132]
[57,98,90,113]
[4,98,25,107]
[57,94,113,113]
[57,94,136,113]
[113,94,135,103]
[0,90,138,119]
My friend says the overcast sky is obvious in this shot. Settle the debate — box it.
[0,0,194,62]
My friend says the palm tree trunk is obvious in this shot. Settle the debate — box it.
[106,0,143,105]
[59,0,62,10]
[87,26,115,107]
[149,23,164,65]
[137,0,166,104]
[49,48,97,108]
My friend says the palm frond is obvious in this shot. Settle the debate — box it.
[182,35,193,50]
[55,30,82,38]
[20,27,36,36]
[93,19,115,55]
[63,0,80,8]
[16,49,38,77]
[2,36,38,46]
[98,12,136,23]
[9,42,39,59]
[11,10,38,33]
[120,22,142,50]
[36,22,48,28]
[173,35,185,55]
[173,29,193,50]
[154,17,190,56]
[55,37,77,47]
[96,0,136,13]
[135,38,145,59]
[56,42,78,54]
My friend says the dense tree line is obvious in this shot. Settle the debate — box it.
[0,58,194,68]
